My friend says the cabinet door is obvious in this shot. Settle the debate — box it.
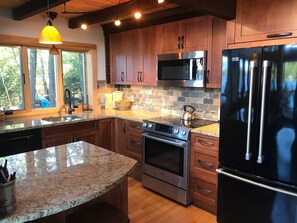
[110,33,126,84]
[162,21,181,53]
[207,17,227,88]
[141,26,160,86]
[235,0,297,43]
[125,29,143,84]
[181,16,209,52]
[98,118,115,151]
[115,119,128,155]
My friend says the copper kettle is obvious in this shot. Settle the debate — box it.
[181,105,196,120]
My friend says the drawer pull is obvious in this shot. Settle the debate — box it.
[197,186,213,195]
[131,140,141,145]
[198,160,214,169]
[267,32,292,38]
[198,139,214,147]
[130,125,141,129]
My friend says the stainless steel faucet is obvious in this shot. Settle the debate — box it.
[64,88,74,114]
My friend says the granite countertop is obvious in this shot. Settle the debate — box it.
[191,123,220,138]
[0,110,220,137]
[0,141,137,223]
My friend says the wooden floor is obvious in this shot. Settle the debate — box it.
[128,178,217,223]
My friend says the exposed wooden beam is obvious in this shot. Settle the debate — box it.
[68,0,176,29]
[101,7,202,36]
[13,0,70,21]
[166,0,236,20]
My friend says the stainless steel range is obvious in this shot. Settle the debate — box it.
[142,116,215,205]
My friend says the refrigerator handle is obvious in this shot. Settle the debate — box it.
[245,60,258,160]
[257,60,271,164]
[216,168,297,197]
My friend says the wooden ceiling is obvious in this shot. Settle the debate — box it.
[0,0,236,34]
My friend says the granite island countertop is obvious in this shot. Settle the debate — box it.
[0,141,137,223]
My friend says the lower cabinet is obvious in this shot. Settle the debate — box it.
[115,118,142,181]
[190,133,219,214]
[41,121,100,148]
[98,118,115,151]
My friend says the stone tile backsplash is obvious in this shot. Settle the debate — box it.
[97,81,220,121]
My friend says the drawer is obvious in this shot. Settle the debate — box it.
[126,150,142,163]
[191,134,218,152]
[191,150,218,174]
[191,178,217,201]
[127,121,142,135]
[127,135,142,154]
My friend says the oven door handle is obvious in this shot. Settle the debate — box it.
[142,132,188,148]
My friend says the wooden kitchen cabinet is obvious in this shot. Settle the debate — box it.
[110,32,126,84]
[162,16,210,53]
[41,121,100,148]
[98,118,115,151]
[109,26,160,86]
[115,118,143,181]
[190,133,219,214]
[233,0,297,43]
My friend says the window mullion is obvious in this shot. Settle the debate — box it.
[21,46,32,112]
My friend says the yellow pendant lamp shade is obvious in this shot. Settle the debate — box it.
[39,21,63,44]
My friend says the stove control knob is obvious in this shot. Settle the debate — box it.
[181,130,186,135]
[148,123,153,128]
[173,128,179,134]
[142,122,147,127]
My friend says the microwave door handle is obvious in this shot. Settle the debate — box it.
[257,60,271,164]
[189,59,193,80]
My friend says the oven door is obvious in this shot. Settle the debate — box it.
[142,132,190,190]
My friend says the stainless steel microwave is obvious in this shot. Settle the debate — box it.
[157,51,207,88]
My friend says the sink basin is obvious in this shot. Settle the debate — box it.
[41,115,83,122]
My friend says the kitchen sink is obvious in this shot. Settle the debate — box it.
[41,115,83,122]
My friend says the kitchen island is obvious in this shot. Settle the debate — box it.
[0,141,137,223]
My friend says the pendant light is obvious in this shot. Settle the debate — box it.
[49,45,59,55]
[39,0,63,45]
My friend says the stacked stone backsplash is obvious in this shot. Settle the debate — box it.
[97,81,220,121]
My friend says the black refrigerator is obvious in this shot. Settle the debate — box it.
[218,44,297,223]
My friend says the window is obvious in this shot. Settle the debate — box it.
[0,46,24,111]
[0,40,94,114]
[28,48,57,109]
[62,51,86,105]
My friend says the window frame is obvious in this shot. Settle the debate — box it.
[0,34,98,117]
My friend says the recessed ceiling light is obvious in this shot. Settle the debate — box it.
[158,0,164,3]
[115,19,121,26]
[134,11,142,19]
[81,23,87,30]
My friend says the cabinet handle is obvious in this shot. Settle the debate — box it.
[178,36,181,49]
[123,122,126,133]
[267,32,292,38]
[22,73,26,85]
[197,186,213,195]
[198,139,214,147]
[181,35,184,49]
[139,72,143,82]
[137,72,140,82]
[198,160,214,169]
[131,140,141,145]
[121,72,124,82]
[204,70,210,85]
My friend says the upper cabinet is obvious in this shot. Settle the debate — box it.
[109,16,226,88]
[162,16,210,53]
[110,26,161,86]
[233,0,297,43]
[110,32,126,83]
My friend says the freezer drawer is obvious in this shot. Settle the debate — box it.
[217,169,297,223]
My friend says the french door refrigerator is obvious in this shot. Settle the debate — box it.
[218,44,297,223]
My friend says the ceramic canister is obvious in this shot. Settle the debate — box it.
[0,180,16,216]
